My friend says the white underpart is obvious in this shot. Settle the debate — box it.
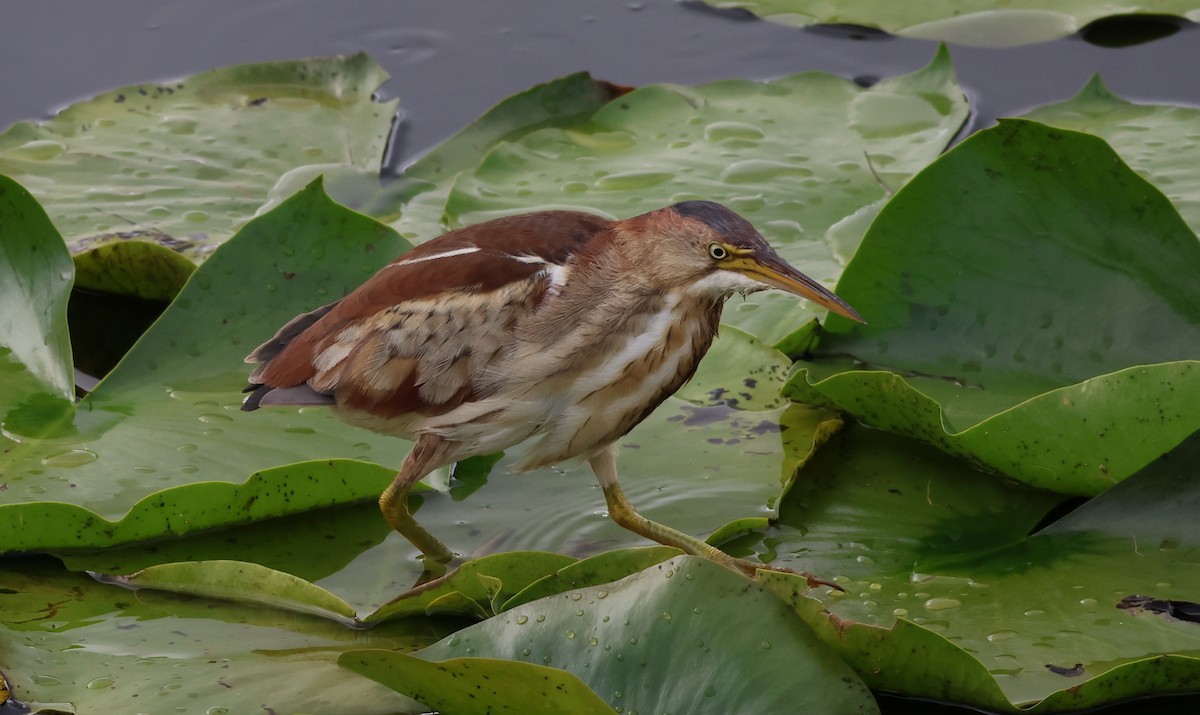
[574,292,680,394]
[536,312,692,461]
[391,246,481,266]
[685,269,766,298]
[516,292,688,468]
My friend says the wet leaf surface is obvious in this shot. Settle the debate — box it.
[744,426,1200,711]
[0,54,396,297]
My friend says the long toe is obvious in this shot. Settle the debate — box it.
[716,555,843,592]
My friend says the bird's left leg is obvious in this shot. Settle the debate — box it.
[588,446,835,590]
[380,433,456,579]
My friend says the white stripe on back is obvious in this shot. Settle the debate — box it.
[392,246,481,266]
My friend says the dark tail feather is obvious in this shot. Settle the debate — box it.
[242,384,273,411]
[245,299,340,371]
[243,299,343,410]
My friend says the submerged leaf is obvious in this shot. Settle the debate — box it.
[788,119,1200,494]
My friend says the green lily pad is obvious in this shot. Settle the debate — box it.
[787,119,1200,495]
[0,53,396,298]
[0,556,441,714]
[1024,75,1200,236]
[0,179,417,551]
[105,550,580,626]
[0,175,74,445]
[347,556,878,714]
[675,325,791,409]
[441,47,966,346]
[54,497,396,582]
[703,1,1200,47]
[744,425,1200,711]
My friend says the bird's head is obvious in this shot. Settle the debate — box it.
[615,200,864,323]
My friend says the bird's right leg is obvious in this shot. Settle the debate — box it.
[380,434,456,570]
[589,446,837,590]
[588,447,739,562]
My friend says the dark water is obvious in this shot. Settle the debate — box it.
[4,3,1199,714]
[3,1,1199,170]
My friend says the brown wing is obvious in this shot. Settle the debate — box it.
[242,210,611,418]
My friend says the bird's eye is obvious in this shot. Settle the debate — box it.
[707,243,729,260]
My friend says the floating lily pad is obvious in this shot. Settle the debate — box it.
[71,239,197,302]
[1024,75,1200,236]
[0,54,396,298]
[441,48,966,346]
[376,72,630,241]
[344,556,878,714]
[750,426,1200,712]
[787,119,1200,495]
[54,498,397,582]
[702,0,1200,47]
